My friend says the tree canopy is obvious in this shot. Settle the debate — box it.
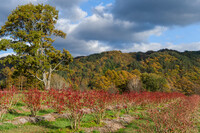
[0,3,73,90]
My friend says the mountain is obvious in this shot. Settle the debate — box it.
[1,49,200,95]
[67,49,200,94]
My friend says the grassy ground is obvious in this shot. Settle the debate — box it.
[0,103,130,133]
[0,107,142,133]
[0,116,106,133]
[2,109,55,122]
[0,103,154,133]
[116,112,154,133]
[0,111,113,132]
[116,106,200,133]
[0,101,199,133]
[0,118,71,133]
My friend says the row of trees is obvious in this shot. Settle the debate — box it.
[90,69,168,93]
[0,66,69,90]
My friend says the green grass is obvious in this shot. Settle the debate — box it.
[81,114,105,128]
[37,109,55,116]
[0,118,71,133]
[15,102,26,107]
[2,108,55,122]
[116,123,139,133]
[115,112,155,133]
[4,103,198,133]
[0,114,100,133]
[0,123,18,132]
[91,130,100,133]
[32,118,70,129]
[0,105,108,132]
[105,110,118,119]
[2,113,25,121]
[2,111,28,121]
[0,102,150,133]
[1,125,51,133]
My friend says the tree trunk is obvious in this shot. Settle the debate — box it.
[46,80,51,90]
[43,68,52,90]
[48,68,52,90]
[31,109,37,117]
[43,72,49,90]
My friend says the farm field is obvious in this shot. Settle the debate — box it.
[1,1,200,133]
[0,88,199,133]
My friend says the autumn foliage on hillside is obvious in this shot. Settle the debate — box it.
[1,49,200,95]
[68,49,200,95]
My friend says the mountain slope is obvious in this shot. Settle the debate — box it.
[67,49,200,94]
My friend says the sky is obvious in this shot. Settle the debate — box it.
[1,0,200,57]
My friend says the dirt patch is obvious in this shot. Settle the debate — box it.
[52,113,70,119]
[40,105,49,110]
[3,112,135,133]
[5,113,56,125]
[2,107,136,133]
[5,116,33,125]
[20,107,29,113]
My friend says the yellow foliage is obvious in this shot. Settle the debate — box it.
[93,70,136,92]
[92,76,112,90]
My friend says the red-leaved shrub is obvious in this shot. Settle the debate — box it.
[23,88,45,117]
[0,87,17,120]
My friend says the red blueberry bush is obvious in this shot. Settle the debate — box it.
[23,88,45,117]
[110,93,124,117]
[147,95,200,132]
[47,89,66,113]
[0,87,17,120]
[0,87,199,132]
[47,89,92,129]
[65,90,90,129]
[88,90,112,124]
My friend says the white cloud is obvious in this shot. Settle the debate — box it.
[48,0,88,22]
[0,53,15,58]
[1,0,199,57]
[53,3,168,56]
[86,40,111,52]
[121,42,200,53]
[59,7,88,22]
[132,26,168,43]
[165,42,200,51]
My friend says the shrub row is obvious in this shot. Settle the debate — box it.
[0,88,199,131]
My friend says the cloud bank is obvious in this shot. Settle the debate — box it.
[113,0,200,26]
[0,0,200,57]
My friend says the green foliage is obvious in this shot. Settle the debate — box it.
[141,73,167,91]
[0,4,73,90]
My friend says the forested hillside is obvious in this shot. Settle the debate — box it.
[1,49,200,95]
[67,49,200,95]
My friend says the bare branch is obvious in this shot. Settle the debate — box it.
[28,71,43,81]
[52,60,64,72]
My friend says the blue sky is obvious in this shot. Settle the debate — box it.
[149,24,200,44]
[0,0,200,57]
[81,0,114,14]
